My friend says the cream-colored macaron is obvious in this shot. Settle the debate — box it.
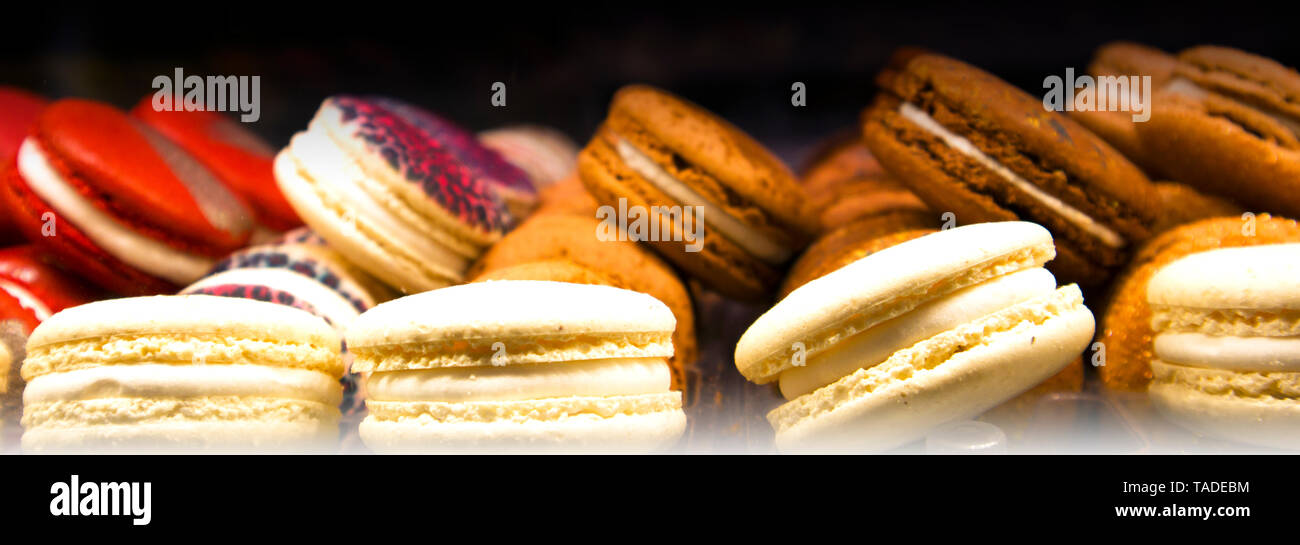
[20,295,344,452]
[348,280,685,453]
[1147,243,1300,450]
[735,221,1095,452]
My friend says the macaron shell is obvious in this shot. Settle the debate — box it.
[0,88,49,243]
[347,281,675,372]
[20,417,340,453]
[1148,243,1300,310]
[360,392,685,453]
[1097,215,1300,391]
[478,125,580,188]
[0,245,102,322]
[1151,181,1243,233]
[1150,360,1300,450]
[373,98,536,209]
[779,211,937,299]
[0,87,47,164]
[37,99,252,252]
[131,99,301,231]
[1177,45,1300,121]
[769,285,1094,452]
[1137,91,1300,217]
[321,96,513,242]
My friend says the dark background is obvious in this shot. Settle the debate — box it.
[3,3,1296,168]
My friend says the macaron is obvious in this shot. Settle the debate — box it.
[800,135,928,231]
[1146,244,1300,450]
[779,210,937,299]
[0,245,102,334]
[131,98,301,238]
[1151,181,1243,233]
[348,280,686,452]
[0,320,26,435]
[373,98,537,218]
[479,124,580,189]
[534,174,601,218]
[467,213,696,384]
[1098,214,1300,391]
[1069,42,1181,177]
[735,222,1095,452]
[274,96,514,293]
[578,85,818,300]
[862,51,1160,286]
[1137,46,1300,217]
[20,295,344,452]
[1,99,254,295]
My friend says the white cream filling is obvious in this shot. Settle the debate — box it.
[0,278,51,321]
[23,363,342,406]
[17,138,216,285]
[366,357,672,403]
[899,102,1126,249]
[614,137,792,264]
[1165,76,1300,138]
[778,267,1057,400]
[288,127,470,272]
[1154,332,1300,373]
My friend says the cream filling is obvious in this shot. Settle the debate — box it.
[17,138,215,284]
[288,127,469,272]
[23,363,342,406]
[778,267,1057,400]
[899,102,1126,249]
[614,137,792,264]
[366,357,672,403]
[1165,76,1300,138]
[1154,332,1300,373]
[0,278,51,321]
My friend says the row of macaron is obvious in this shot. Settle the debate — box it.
[8,217,1295,452]
[3,39,1300,451]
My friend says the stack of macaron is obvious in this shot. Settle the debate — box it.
[1145,244,1300,450]
[349,281,685,452]
[20,295,344,452]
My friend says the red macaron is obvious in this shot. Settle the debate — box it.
[0,99,254,295]
[0,87,49,244]
[0,245,102,333]
[132,98,302,236]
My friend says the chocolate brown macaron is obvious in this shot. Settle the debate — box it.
[862,50,1160,286]
[578,85,818,301]
[1098,214,1300,391]
[1069,41,1182,177]
[1137,46,1300,218]
[467,213,697,387]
